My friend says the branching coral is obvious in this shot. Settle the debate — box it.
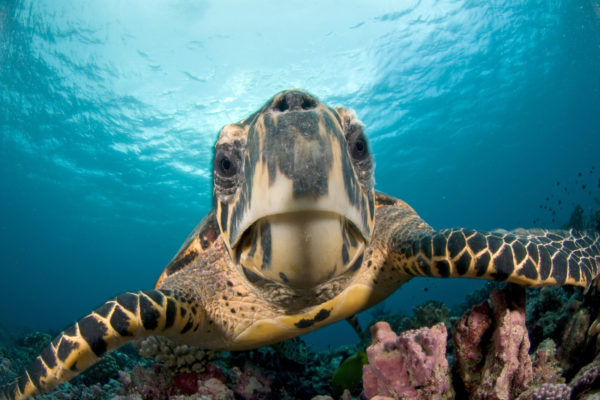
[136,336,218,373]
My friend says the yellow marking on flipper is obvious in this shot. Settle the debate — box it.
[232,283,377,350]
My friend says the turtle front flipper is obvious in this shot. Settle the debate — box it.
[0,289,203,400]
[388,224,600,288]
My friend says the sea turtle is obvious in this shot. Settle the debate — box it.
[2,89,600,399]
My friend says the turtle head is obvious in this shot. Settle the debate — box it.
[213,89,375,289]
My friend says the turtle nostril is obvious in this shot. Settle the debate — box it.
[301,97,317,110]
[272,91,317,112]
[274,97,289,112]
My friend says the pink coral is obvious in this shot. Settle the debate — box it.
[516,383,571,400]
[173,372,200,395]
[232,364,273,400]
[531,339,565,386]
[196,378,235,400]
[362,321,453,399]
[453,300,493,392]
[454,285,534,400]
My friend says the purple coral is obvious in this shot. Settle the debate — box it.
[569,355,600,398]
[362,321,453,399]
[232,364,273,400]
[516,383,571,400]
[454,286,534,400]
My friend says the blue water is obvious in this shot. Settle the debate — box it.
[1,0,599,351]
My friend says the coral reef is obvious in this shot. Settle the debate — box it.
[569,355,600,399]
[516,383,571,400]
[135,336,218,373]
[3,268,600,399]
[530,339,565,386]
[557,306,591,376]
[453,285,570,399]
[231,364,273,400]
[362,321,453,399]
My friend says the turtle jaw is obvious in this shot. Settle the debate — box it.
[234,210,366,289]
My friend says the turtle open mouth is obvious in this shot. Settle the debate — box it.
[234,210,366,289]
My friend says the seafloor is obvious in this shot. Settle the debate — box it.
[1,206,600,400]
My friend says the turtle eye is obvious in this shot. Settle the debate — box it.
[349,134,369,161]
[214,150,238,178]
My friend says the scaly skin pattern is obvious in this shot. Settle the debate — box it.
[2,90,600,400]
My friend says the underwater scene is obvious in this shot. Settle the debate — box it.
[1,0,600,399]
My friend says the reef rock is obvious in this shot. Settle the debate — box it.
[454,285,533,400]
[362,321,453,399]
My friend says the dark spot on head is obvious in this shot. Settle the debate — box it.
[279,272,289,283]
[220,202,229,233]
[230,308,236,314]
[341,244,349,265]
[348,253,363,272]
[165,249,200,275]
[260,221,272,269]
[368,194,374,219]
[243,267,263,284]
